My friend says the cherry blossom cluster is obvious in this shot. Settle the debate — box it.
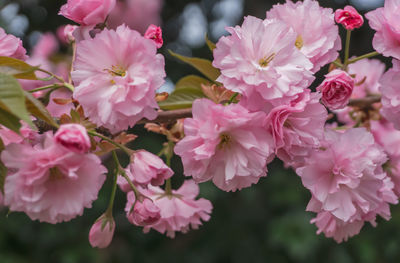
[0,0,399,248]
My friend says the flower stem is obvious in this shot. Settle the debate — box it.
[344,30,352,69]
[106,158,119,215]
[347,51,380,65]
[228,93,239,104]
[88,130,132,156]
[112,150,141,200]
[29,83,63,93]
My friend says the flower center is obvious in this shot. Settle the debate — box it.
[295,35,304,50]
[49,167,65,181]
[218,133,232,149]
[105,65,126,77]
[258,53,275,68]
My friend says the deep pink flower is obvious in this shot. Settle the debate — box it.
[89,214,115,249]
[366,0,400,60]
[144,24,163,48]
[265,91,327,168]
[1,133,107,223]
[175,99,275,192]
[267,0,341,72]
[140,180,212,238]
[213,16,314,101]
[317,69,354,110]
[54,124,91,154]
[125,193,161,226]
[118,151,173,191]
[0,27,27,60]
[297,128,398,242]
[335,6,364,30]
[72,25,165,133]
[380,60,400,130]
[59,0,116,26]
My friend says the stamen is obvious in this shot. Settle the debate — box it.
[258,53,276,68]
[295,35,304,50]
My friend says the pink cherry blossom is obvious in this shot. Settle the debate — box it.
[267,0,341,72]
[317,69,354,110]
[140,180,212,238]
[366,0,400,60]
[297,128,398,242]
[213,16,314,101]
[175,99,275,192]
[265,91,327,168]
[125,193,161,226]
[108,0,163,34]
[89,214,115,249]
[0,122,36,146]
[54,124,91,154]
[59,0,116,26]
[335,6,364,30]
[0,27,27,60]
[118,150,173,191]
[72,25,165,133]
[1,132,107,223]
[144,24,163,48]
[380,60,400,130]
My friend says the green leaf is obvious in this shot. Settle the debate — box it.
[0,73,34,128]
[24,91,58,128]
[159,88,205,110]
[205,34,216,51]
[0,56,38,80]
[168,50,220,81]
[0,107,21,133]
[0,159,6,194]
[175,75,212,91]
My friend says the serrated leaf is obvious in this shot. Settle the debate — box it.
[175,75,212,91]
[169,50,220,81]
[158,87,205,110]
[0,73,34,128]
[0,107,21,133]
[24,91,58,128]
[0,56,37,80]
[205,34,216,51]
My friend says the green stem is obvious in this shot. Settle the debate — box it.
[106,157,119,214]
[344,30,352,69]
[165,178,172,195]
[112,151,141,200]
[29,84,62,93]
[228,93,239,104]
[88,130,132,156]
[36,68,66,83]
[347,51,380,65]
[332,61,344,69]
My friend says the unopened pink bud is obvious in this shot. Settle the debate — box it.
[54,124,91,154]
[144,24,163,49]
[335,6,364,30]
[89,215,115,249]
[126,193,161,226]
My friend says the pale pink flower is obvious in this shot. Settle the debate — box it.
[265,91,327,168]
[125,193,161,226]
[140,180,212,238]
[118,151,173,191]
[366,0,400,60]
[59,0,116,26]
[380,60,400,130]
[72,25,165,133]
[89,214,115,249]
[267,0,341,72]
[0,122,36,146]
[213,16,314,101]
[0,27,27,60]
[335,6,364,30]
[1,133,107,223]
[54,124,91,154]
[108,0,163,34]
[32,33,59,58]
[144,24,163,48]
[46,88,74,118]
[317,69,354,110]
[175,99,275,192]
[57,25,78,44]
[297,128,398,242]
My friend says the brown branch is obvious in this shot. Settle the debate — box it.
[137,108,192,124]
[348,95,381,109]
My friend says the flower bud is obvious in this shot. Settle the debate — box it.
[126,193,161,226]
[89,214,115,249]
[317,69,354,110]
[54,124,91,154]
[335,6,364,30]
[59,0,116,26]
[144,24,163,49]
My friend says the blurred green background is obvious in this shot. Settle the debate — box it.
[1,0,400,262]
